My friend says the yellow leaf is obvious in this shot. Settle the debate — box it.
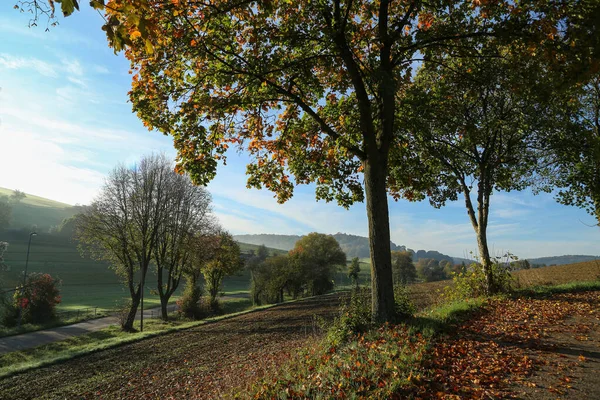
[130,30,142,40]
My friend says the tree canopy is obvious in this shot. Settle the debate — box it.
[552,77,600,225]
[17,0,600,321]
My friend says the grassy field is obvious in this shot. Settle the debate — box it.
[0,230,284,312]
[0,187,77,233]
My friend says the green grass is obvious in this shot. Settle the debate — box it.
[0,230,254,313]
[0,187,77,233]
[515,280,600,297]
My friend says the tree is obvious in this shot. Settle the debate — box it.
[10,190,26,203]
[291,233,346,296]
[0,242,7,270]
[152,171,212,320]
[552,76,600,225]
[178,229,221,319]
[202,231,243,309]
[251,254,295,304]
[247,245,270,305]
[20,0,600,322]
[391,251,416,284]
[348,257,361,287]
[76,154,172,331]
[89,0,584,324]
[399,52,560,294]
[415,258,447,282]
[0,196,11,230]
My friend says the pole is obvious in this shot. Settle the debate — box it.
[17,232,37,329]
[140,266,146,332]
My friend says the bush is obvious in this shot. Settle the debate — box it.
[115,299,132,328]
[326,287,372,347]
[445,260,514,301]
[177,280,206,320]
[12,273,61,325]
[0,295,19,327]
[326,285,415,347]
[394,284,416,318]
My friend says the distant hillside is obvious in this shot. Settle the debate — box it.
[233,233,458,262]
[234,233,407,258]
[0,187,79,233]
[234,234,300,252]
[526,255,600,266]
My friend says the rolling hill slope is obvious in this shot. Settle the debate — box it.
[0,187,78,232]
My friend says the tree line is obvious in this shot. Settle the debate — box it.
[247,233,347,305]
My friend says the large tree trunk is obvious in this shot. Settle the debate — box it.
[364,157,396,323]
[123,287,142,331]
[160,295,169,321]
[476,226,494,294]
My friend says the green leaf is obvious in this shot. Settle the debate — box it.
[89,0,105,10]
[58,0,79,17]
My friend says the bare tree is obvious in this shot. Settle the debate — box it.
[153,173,212,320]
[77,154,172,331]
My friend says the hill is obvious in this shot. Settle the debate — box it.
[233,233,456,262]
[526,255,600,266]
[0,187,79,233]
[233,233,408,258]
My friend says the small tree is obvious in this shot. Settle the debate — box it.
[348,257,361,287]
[291,233,346,296]
[153,172,213,320]
[0,196,11,230]
[178,231,220,319]
[77,154,173,331]
[391,251,416,284]
[10,190,26,203]
[251,254,295,304]
[415,259,447,283]
[202,232,243,310]
[13,273,61,324]
[248,245,270,305]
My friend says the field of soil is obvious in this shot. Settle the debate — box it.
[0,294,342,399]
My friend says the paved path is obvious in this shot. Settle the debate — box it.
[0,303,178,354]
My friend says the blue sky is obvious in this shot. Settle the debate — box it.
[0,4,598,259]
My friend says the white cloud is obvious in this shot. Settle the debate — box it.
[0,53,57,77]
[93,65,110,74]
[62,58,84,76]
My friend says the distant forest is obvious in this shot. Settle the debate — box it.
[233,233,455,262]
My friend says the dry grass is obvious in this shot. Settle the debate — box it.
[407,280,451,310]
[514,260,600,288]
[405,260,600,312]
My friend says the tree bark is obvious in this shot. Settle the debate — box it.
[123,287,142,331]
[476,226,494,294]
[364,157,396,323]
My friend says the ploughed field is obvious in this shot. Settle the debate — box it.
[0,295,342,399]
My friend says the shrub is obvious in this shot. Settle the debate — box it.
[326,285,415,347]
[445,259,514,301]
[177,279,206,320]
[326,287,372,347]
[115,299,132,328]
[394,284,416,319]
[11,273,61,325]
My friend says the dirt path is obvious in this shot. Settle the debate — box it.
[412,291,600,399]
[0,294,341,399]
[0,303,179,355]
